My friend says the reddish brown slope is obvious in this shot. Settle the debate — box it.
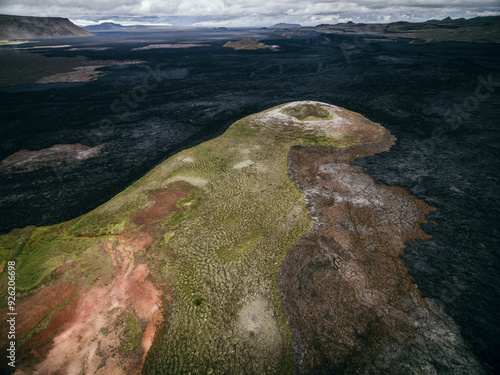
[279,130,485,374]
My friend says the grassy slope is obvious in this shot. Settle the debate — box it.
[0,102,384,374]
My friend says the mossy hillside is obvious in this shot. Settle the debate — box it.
[0,101,385,374]
[0,227,35,279]
[0,223,112,299]
[64,102,383,239]
[141,102,384,374]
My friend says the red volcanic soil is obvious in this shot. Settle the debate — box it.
[0,282,77,373]
[0,282,77,341]
[132,185,191,226]
[16,237,163,374]
[7,183,193,374]
[18,291,80,368]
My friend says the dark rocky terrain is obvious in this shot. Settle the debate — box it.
[0,17,499,373]
[0,14,91,39]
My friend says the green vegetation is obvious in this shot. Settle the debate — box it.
[122,311,142,353]
[12,233,112,292]
[0,223,112,298]
[0,102,385,374]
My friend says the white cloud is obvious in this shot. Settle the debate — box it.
[138,1,152,15]
[0,0,499,26]
[69,18,102,26]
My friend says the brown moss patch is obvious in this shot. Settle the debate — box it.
[279,130,482,373]
[132,184,192,226]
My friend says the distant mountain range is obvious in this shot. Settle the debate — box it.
[1,14,499,44]
[84,22,143,32]
[0,14,91,39]
[307,15,500,43]
[85,21,303,32]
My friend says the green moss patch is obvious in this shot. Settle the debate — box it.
[122,311,142,353]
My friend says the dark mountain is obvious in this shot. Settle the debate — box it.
[0,14,92,39]
[308,15,500,43]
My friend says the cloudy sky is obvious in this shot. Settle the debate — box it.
[0,0,499,26]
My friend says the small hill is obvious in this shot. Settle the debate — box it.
[0,14,91,39]
[223,37,279,51]
[409,38,440,45]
